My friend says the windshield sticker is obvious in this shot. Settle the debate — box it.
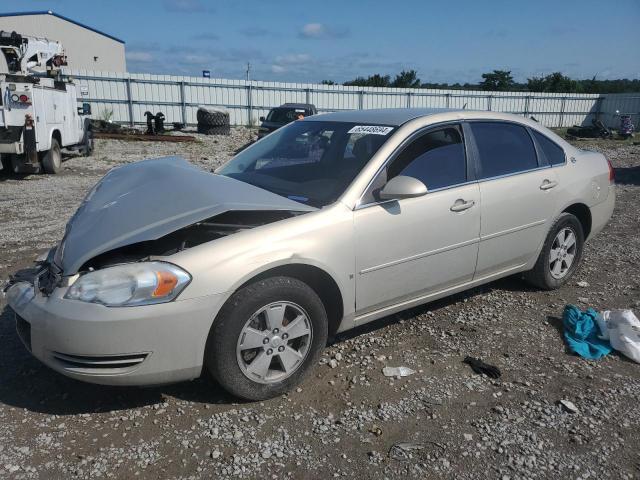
[347,125,394,136]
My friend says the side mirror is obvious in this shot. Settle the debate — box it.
[259,116,265,122]
[379,175,428,201]
[77,103,91,115]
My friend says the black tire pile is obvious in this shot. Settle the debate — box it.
[197,107,231,135]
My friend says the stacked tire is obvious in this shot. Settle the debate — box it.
[197,107,230,135]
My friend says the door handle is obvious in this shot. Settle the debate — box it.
[540,179,558,190]
[450,199,475,212]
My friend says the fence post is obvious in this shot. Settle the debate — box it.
[595,96,604,121]
[524,96,530,117]
[305,87,310,105]
[125,78,134,127]
[558,97,566,128]
[246,83,253,126]
[359,90,364,110]
[487,95,493,111]
[179,81,186,125]
[406,92,412,108]
[445,93,451,108]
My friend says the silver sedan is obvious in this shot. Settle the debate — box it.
[5,108,615,400]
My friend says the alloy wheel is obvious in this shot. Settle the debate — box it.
[549,227,577,279]
[236,301,313,384]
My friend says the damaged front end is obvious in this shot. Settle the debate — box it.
[6,156,314,296]
[78,209,303,272]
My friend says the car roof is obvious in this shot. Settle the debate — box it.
[278,103,316,109]
[305,108,455,126]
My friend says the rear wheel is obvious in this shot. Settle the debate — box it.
[0,154,11,173]
[42,138,62,174]
[524,213,584,290]
[205,276,328,400]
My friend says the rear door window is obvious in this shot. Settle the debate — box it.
[387,125,467,190]
[532,131,565,166]
[470,122,538,179]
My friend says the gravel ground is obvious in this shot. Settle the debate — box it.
[0,129,638,479]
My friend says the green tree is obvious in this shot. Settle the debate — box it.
[479,70,515,91]
[391,70,421,88]
[527,72,581,93]
[320,79,336,85]
[343,73,391,87]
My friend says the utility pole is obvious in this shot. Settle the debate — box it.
[246,62,251,82]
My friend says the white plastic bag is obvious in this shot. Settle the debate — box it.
[596,309,640,363]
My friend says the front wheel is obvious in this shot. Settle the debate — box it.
[524,213,584,290]
[205,276,328,400]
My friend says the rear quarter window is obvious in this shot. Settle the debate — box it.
[470,122,538,179]
[532,130,566,166]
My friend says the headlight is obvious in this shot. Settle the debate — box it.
[65,262,191,307]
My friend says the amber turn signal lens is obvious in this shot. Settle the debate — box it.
[152,271,179,297]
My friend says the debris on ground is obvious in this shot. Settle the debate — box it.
[382,366,416,377]
[93,132,196,142]
[388,441,445,461]
[463,356,501,378]
[596,309,640,363]
[559,399,580,414]
[562,304,613,359]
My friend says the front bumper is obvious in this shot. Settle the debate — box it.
[5,281,227,386]
[0,141,22,155]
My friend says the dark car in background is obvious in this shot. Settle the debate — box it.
[258,103,317,138]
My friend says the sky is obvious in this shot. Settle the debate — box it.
[11,0,640,83]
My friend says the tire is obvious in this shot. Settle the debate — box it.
[82,131,94,157]
[524,213,584,290]
[197,124,230,135]
[0,155,11,173]
[41,138,62,174]
[205,276,328,400]
[196,108,230,126]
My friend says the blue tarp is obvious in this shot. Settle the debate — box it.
[562,305,613,360]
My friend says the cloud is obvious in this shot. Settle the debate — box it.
[239,26,277,38]
[193,32,220,41]
[126,50,154,63]
[163,0,212,13]
[299,23,349,39]
[275,53,311,65]
[483,28,509,38]
[271,65,286,74]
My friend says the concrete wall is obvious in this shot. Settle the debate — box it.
[0,13,126,72]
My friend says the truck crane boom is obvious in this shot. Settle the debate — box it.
[0,30,66,75]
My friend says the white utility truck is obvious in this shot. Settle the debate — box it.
[0,30,92,174]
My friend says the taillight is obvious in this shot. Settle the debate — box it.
[607,158,615,183]
[19,94,28,103]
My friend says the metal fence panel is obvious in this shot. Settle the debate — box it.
[67,69,639,129]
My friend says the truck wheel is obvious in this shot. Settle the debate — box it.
[0,155,11,174]
[205,276,328,400]
[83,132,94,157]
[42,139,62,174]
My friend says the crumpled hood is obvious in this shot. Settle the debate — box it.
[57,156,315,274]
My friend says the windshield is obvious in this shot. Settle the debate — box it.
[266,108,309,123]
[218,120,396,207]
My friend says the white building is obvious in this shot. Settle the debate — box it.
[0,10,126,72]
